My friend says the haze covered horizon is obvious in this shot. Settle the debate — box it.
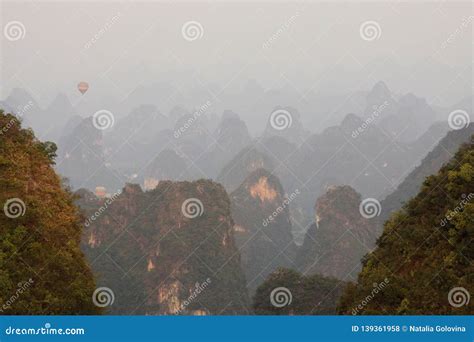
[1,1,472,137]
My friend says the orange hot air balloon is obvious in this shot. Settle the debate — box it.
[77,81,89,95]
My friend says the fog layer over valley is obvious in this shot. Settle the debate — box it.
[1,1,472,315]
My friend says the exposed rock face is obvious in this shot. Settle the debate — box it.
[257,111,450,243]
[218,147,275,193]
[296,185,379,280]
[338,137,474,314]
[253,268,346,315]
[230,169,297,292]
[76,180,250,315]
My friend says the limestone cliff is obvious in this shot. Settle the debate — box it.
[77,180,250,315]
[230,169,297,293]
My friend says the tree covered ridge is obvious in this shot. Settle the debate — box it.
[253,268,345,315]
[0,110,100,314]
[338,136,474,314]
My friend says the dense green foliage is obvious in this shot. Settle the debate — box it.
[253,268,345,315]
[338,137,474,314]
[0,110,100,314]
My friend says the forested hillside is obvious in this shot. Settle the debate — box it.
[0,111,100,314]
[338,137,474,314]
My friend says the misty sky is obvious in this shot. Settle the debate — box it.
[1,1,472,116]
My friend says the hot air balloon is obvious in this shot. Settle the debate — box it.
[77,81,89,95]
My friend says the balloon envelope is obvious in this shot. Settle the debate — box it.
[77,82,89,94]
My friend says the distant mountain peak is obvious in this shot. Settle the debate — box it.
[296,184,379,280]
[340,113,363,129]
[315,185,361,218]
[399,92,425,106]
[221,109,241,121]
[366,81,392,106]
[371,80,390,96]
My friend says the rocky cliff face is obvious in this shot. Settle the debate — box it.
[230,169,297,292]
[297,185,379,280]
[218,147,275,192]
[76,180,250,315]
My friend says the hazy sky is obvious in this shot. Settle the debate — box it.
[1,0,472,110]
